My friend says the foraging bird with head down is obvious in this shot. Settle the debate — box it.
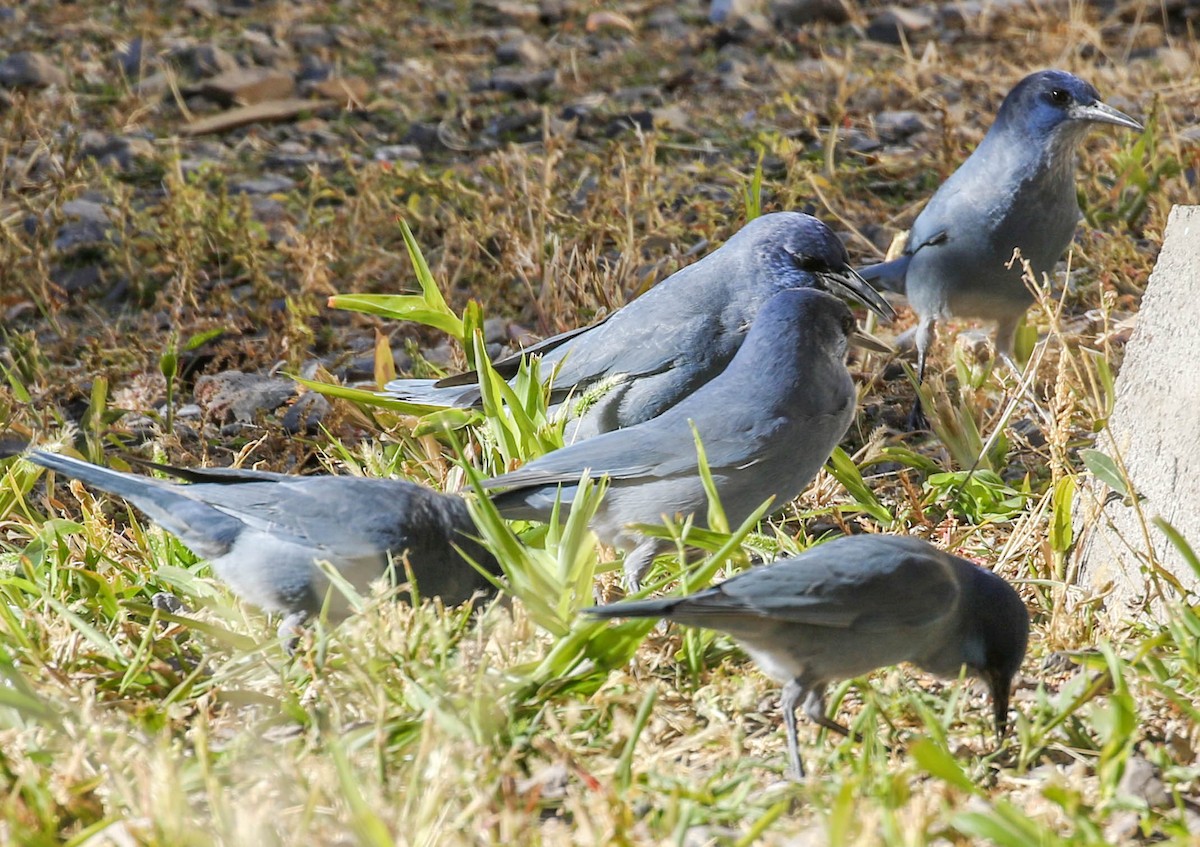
[484,288,885,588]
[384,212,894,440]
[27,451,499,635]
[587,534,1030,779]
[858,69,1142,427]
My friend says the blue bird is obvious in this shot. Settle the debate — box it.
[859,70,1141,427]
[484,288,886,588]
[587,534,1030,779]
[383,212,894,440]
[26,452,499,633]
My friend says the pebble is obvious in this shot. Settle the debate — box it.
[168,43,238,77]
[1118,755,1170,808]
[769,0,850,25]
[488,68,558,98]
[496,35,549,66]
[874,110,925,142]
[198,67,296,106]
[0,52,68,89]
[866,7,935,44]
[79,133,157,171]
[193,370,297,423]
[373,145,422,163]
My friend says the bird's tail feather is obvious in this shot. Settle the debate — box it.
[29,451,241,556]
[856,256,910,295]
[379,378,481,408]
[585,597,681,619]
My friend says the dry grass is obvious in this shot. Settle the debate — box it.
[2,0,1200,844]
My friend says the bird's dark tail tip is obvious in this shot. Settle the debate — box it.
[583,597,678,620]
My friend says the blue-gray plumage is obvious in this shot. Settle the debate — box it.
[384,212,894,440]
[587,534,1029,779]
[859,70,1141,426]
[28,452,498,628]
[484,288,880,587]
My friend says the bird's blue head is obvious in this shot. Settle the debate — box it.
[740,212,895,321]
[963,566,1031,740]
[995,69,1142,139]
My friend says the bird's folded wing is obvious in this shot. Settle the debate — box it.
[434,320,607,387]
[200,478,428,557]
[682,551,962,631]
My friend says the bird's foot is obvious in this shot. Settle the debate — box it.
[905,399,929,432]
[277,611,308,656]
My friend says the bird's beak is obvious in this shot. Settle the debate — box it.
[820,267,897,322]
[850,330,893,354]
[1070,100,1143,132]
[988,671,1013,742]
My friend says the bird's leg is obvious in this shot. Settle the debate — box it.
[781,679,807,781]
[277,611,308,655]
[906,317,936,431]
[622,538,667,592]
[802,686,857,740]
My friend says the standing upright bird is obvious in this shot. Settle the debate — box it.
[484,288,883,587]
[587,534,1030,779]
[26,452,499,633]
[383,212,893,440]
[858,70,1141,426]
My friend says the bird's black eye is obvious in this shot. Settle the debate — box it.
[1048,88,1071,106]
[789,251,827,273]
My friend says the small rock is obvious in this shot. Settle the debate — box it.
[0,52,68,89]
[241,30,294,68]
[50,263,105,293]
[1118,756,1170,808]
[874,110,925,142]
[308,76,369,106]
[169,43,238,77]
[373,144,422,163]
[717,58,748,90]
[938,0,983,28]
[769,0,850,25]
[194,371,296,423]
[152,592,186,614]
[866,7,935,44]
[282,392,330,435]
[496,35,549,67]
[230,175,295,194]
[199,67,295,106]
[132,72,170,97]
[709,0,750,24]
[420,341,456,369]
[1102,810,1140,843]
[483,318,510,345]
[289,24,337,50]
[184,0,218,17]
[296,55,332,84]
[55,200,115,251]
[80,133,156,171]
[476,0,541,25]
[489,68,557,98]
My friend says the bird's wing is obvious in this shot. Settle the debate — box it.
[433,320,607,388]
[554,311,727,389]
[677,542,962,631]
[482,421,692,491]
[195,477,440,555]
[127,459,292,484]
